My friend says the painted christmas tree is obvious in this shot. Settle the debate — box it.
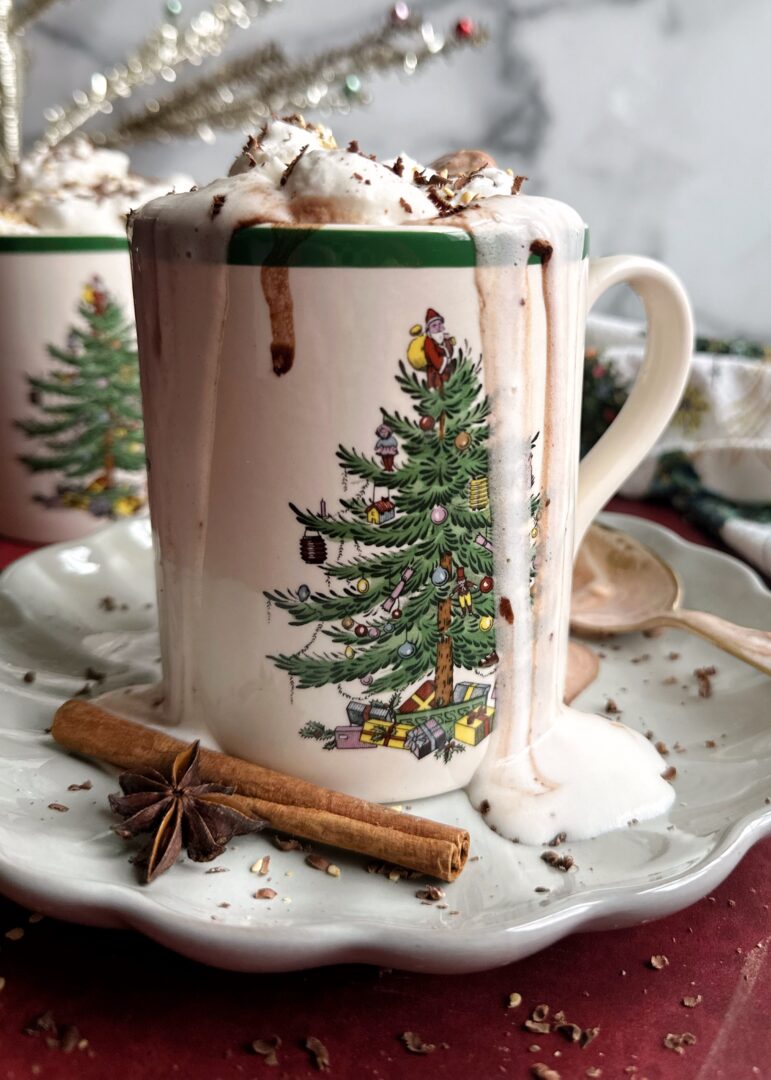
[16,276,145,518]
[267,334,541,725]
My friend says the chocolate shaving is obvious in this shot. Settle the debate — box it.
[531,1064,560,1080]
[391,155,405,177]
[415,885,445,902]
[511,174,527,194]
[399,197,413,214]
[305,1035,331,1071]
[67,780,92,792]
[280,144,309,187]
[346,139,360,153]
[695,665,717,698]
[523,1020,551,1035]
[541,851,575,872]
[210,194,226,218]
[400,1032,436,1054]
[663,1032,696,1054]
[273,834,305,852]
[251,1036,281,1065]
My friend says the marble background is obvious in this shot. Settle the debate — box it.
[21,0,771,337]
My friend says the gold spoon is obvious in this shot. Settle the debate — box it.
[571,524,771,676]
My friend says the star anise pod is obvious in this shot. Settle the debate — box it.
[109,741,266,882]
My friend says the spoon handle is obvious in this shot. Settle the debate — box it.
[654,609,771,676]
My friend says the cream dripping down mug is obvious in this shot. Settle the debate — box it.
[129,200,692,844]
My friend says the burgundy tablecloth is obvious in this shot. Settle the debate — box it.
[0,500,768,1080]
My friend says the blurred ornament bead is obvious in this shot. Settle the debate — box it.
[390,1,410,24]
[398,641,416,658]
[297,584,310,602]
[431,567,449,586]
[343,74,362,99]
[355,624,368,638]
[430,504,448,525]
[342,616,354,630]
[480,576,493,593]
[455,17,475,38]
[479,615,494,631]
[356,578,370,594]
[419,415,435,431]
[454,431,471,450]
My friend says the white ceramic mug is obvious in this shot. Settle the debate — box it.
[0,236,145,543]
[130,209,692,819]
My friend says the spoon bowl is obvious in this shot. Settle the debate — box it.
[571,524,771,676]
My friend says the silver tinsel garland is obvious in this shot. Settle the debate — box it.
[0,0,486,191]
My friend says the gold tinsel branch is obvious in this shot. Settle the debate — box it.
[38,0,281,151]
[10,0,64,33]
[100,15,488,146]
[0,0,20,182]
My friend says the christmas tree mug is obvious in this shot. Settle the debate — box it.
[0,237,147,543]
[130,207,692,840]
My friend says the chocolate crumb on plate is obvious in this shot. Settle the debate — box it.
[479,799,491,816]
[667,651,681,660]
[98,595,117,611]
[272,834,304,852]
[22,671,36,684]
[555,1021,583,1043]
[682,995,702,1008]
[663,1032,696,1054]
[507,992,522,1009]
[205,866,229,874]
[604,699,620,715]
[662,675,678,686]
[254,888,277,900]
[586,1069,602,1078]
[655,740,670,756]
[251,856,270,875]
[67,780,92,792]
[416,885,445,902]
[306,854,330,872]
[661,766,677,782]
[631,653,650,664]
[251,1036,281,1065]
[695,665,717,698]
[400,1032,436,1054]
[304,1035,331,1072]
[705,739,717,748]
[48,803,69,812]
[523,1020,551,1035]
[5,927,24,941]
[535,886,550,894]
[649,954,669,970]
[583,1027,600,1048]
[541,851,575,872]
[546,832,567,847]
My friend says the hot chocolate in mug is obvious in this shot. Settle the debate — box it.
[129,197,692,843]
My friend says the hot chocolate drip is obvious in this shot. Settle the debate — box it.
[261,266,295,375]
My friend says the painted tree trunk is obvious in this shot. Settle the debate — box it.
[435,550,454,706]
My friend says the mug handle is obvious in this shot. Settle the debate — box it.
[575,255,694,549]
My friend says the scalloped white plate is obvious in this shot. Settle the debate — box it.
[0,513,768,973]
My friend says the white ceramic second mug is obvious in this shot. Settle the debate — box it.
[130,209,692,808]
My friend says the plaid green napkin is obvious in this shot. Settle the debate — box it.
[584,316,771,576]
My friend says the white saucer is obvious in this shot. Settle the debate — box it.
[0,513,768,973]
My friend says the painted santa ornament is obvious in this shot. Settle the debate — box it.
[397,641,416,659]
[430,505,448,525]
[479,576,494,593]
[431,566,449,586]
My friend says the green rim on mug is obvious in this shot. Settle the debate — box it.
[0,236,129,253]
[227,226,590,268]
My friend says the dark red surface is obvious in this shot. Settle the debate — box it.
[0,501,768,1080]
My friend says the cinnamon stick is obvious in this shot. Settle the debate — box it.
[52,700,469,882]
